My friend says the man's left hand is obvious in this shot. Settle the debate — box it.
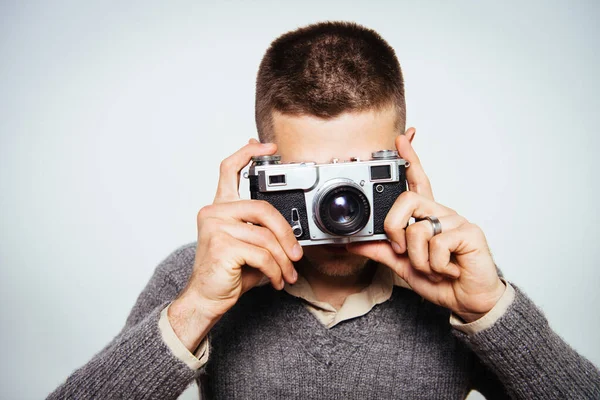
[347,129,505,323]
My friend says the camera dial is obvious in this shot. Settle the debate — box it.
[251,155,281,165]
[371,150,399,159]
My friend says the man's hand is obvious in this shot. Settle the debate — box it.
[168,139,302,351]
[348,129,505,323]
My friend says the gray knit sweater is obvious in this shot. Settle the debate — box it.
[48,243,600,399]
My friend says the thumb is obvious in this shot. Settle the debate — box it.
[347,241,411,281]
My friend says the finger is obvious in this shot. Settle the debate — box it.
[346,240,412,282]
[347,240,458,309]
[396,132,434,200]
[214,141,277,203]
[429,222,490,274]
[383,191,455,253]
[428,229,465,279]
[218,221,298,284]
[406,214,467,279]
[197,200,303,262]
[347,240,443,288]
[230,236,285,290]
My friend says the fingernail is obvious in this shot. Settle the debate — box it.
[391,241,403,253]
[261,142,275,147]
[428,274,443,283]
[292,243,303,259]
[292,269,298,282]
[280,280,286,290]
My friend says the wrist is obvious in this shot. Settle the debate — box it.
[455,279,506,323]
[168,293,224,352]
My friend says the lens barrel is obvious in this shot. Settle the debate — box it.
[314,181,370,236]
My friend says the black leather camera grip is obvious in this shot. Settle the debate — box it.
[249,176,311,241]
[372,165,408,234]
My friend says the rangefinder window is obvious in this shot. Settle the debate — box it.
[370,165,391,181]
[268,174,286,186]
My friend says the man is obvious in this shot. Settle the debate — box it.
[49,21,600,399]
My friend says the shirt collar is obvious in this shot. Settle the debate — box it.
[282,263,412,328]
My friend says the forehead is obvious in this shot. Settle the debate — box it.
[271,106,399,164]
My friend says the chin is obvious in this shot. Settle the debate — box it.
[301,244,370,277]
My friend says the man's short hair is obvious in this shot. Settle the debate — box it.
[255,21,406,142]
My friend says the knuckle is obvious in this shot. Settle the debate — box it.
[265,207,293,237]
[429,234,444,251]
[208,233,226,252]
[252,200,290,237]
[404,224,416,239]
[383,216,400,235]
[257,248,272,266]
[411,258,428,272]
[219,158,234,174]
[197,205,214,221]
[256,200,276,216]
[466,222,481,233]
[445,207,458,215]
[399,190,416,203]
[428,258,441,272]
[429,232,442,245]
[406,247,429,273]
[256,199,271,209]
[257,225,275,242]
[471,223,487,241]
[456,214,468,224]
[271,246,287,265]
[458,222,484,244]
[260,230,284,254]
[406,223,425,241]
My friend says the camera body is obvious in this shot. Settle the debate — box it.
[248,150,408,246]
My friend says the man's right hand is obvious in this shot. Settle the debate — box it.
[167,139,302,352]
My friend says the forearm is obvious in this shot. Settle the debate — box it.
[47,303,199,400]
[454,284,600,399]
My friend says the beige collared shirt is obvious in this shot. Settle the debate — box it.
[159,264,515,370]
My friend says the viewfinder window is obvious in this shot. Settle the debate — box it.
[370,165,391,180]
[268,174,286,185]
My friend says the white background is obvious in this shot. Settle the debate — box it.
[1,1,599,399]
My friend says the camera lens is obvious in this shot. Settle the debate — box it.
[328,195,359,224]
[315,184,370,236]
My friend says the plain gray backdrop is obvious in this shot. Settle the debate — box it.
[1,1,599,399]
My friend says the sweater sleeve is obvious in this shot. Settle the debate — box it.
[47,246,201,400]
[469,355,511,400]
[453,284,600,399]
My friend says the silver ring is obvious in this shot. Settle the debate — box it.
[422,216,442,236]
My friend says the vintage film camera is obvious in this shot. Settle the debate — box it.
[248,150,409,246]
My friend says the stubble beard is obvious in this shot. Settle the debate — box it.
[300,246,371,277]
